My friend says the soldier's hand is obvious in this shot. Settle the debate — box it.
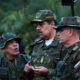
[33,66,48,75]
[24,61,34,73]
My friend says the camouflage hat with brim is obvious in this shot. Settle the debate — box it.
[54,16,80,30]
[31,9,56,24]
[0,32,21,48]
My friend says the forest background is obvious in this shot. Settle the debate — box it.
[0,0,80,56]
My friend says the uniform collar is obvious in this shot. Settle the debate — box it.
[42,35,59,49]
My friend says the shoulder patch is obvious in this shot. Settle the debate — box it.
[34,39,44,46]
[74,61,80,70]
[73,45,79,51]
[35,39,43,43]
[30,39,43,48]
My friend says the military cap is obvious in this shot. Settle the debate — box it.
[0,32,21,48]
[54,16,80,29]
[31,9,56,23]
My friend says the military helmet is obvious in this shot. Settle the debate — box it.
[54,16,80,29]
[0,32,21,48]
[31,9,56,23]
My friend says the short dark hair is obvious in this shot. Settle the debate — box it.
[45,19,57,25]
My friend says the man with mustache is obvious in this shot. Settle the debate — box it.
[24,10,65,80]
[0,32,30,80]
[51,16,80,80]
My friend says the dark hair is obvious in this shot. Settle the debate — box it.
[45,19,57,25]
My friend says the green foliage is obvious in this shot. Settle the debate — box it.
[0,10,37,54]
[0,0,28,20]
[25,0,71,21]
[0,0,80,55]
[75,0,80,16]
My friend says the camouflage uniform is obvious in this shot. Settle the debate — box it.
[29,10,66,80]
[0,33,30,80]
[51,16,80,80]
[0,54,29,80]
[31,10,66,80]
[30,36,64,80]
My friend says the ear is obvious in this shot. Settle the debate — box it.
[68,28,74,36]
[50,21,55,27]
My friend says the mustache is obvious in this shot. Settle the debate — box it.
[37,30,42,34]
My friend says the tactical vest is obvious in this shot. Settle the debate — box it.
[0,54,28,80]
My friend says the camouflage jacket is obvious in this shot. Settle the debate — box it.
[51,41,80,80]
[30,36,65,80]
[0,54,30,80]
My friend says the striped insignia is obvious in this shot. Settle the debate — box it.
[45,16,54,19]
[33,19,42,21]
[40,56,44,63]
[74,61,80,70]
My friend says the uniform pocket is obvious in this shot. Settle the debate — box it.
[0,67,8,80]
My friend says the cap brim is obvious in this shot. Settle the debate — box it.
[54,25,60,29]
[0,43,6,48]
[31,19,43,24]
[54,25,80,30]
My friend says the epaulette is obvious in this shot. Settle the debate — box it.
[72,44,80,61]
[31,39,44,49]
[34,39,43,44]
[63,44,79,61]
[72,43,80,53]
[73,44,79,50]
[29,38,43,46]
[29,39,44,54]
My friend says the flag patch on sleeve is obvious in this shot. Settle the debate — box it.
[74,61,80,70]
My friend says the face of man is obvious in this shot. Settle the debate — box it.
[36,21,54,40]
[2,39,19,57]
[56,27,70,45]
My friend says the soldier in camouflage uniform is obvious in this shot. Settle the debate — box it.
[51,16,80,80]
[24,10,65,80]
[0,32,30,80]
